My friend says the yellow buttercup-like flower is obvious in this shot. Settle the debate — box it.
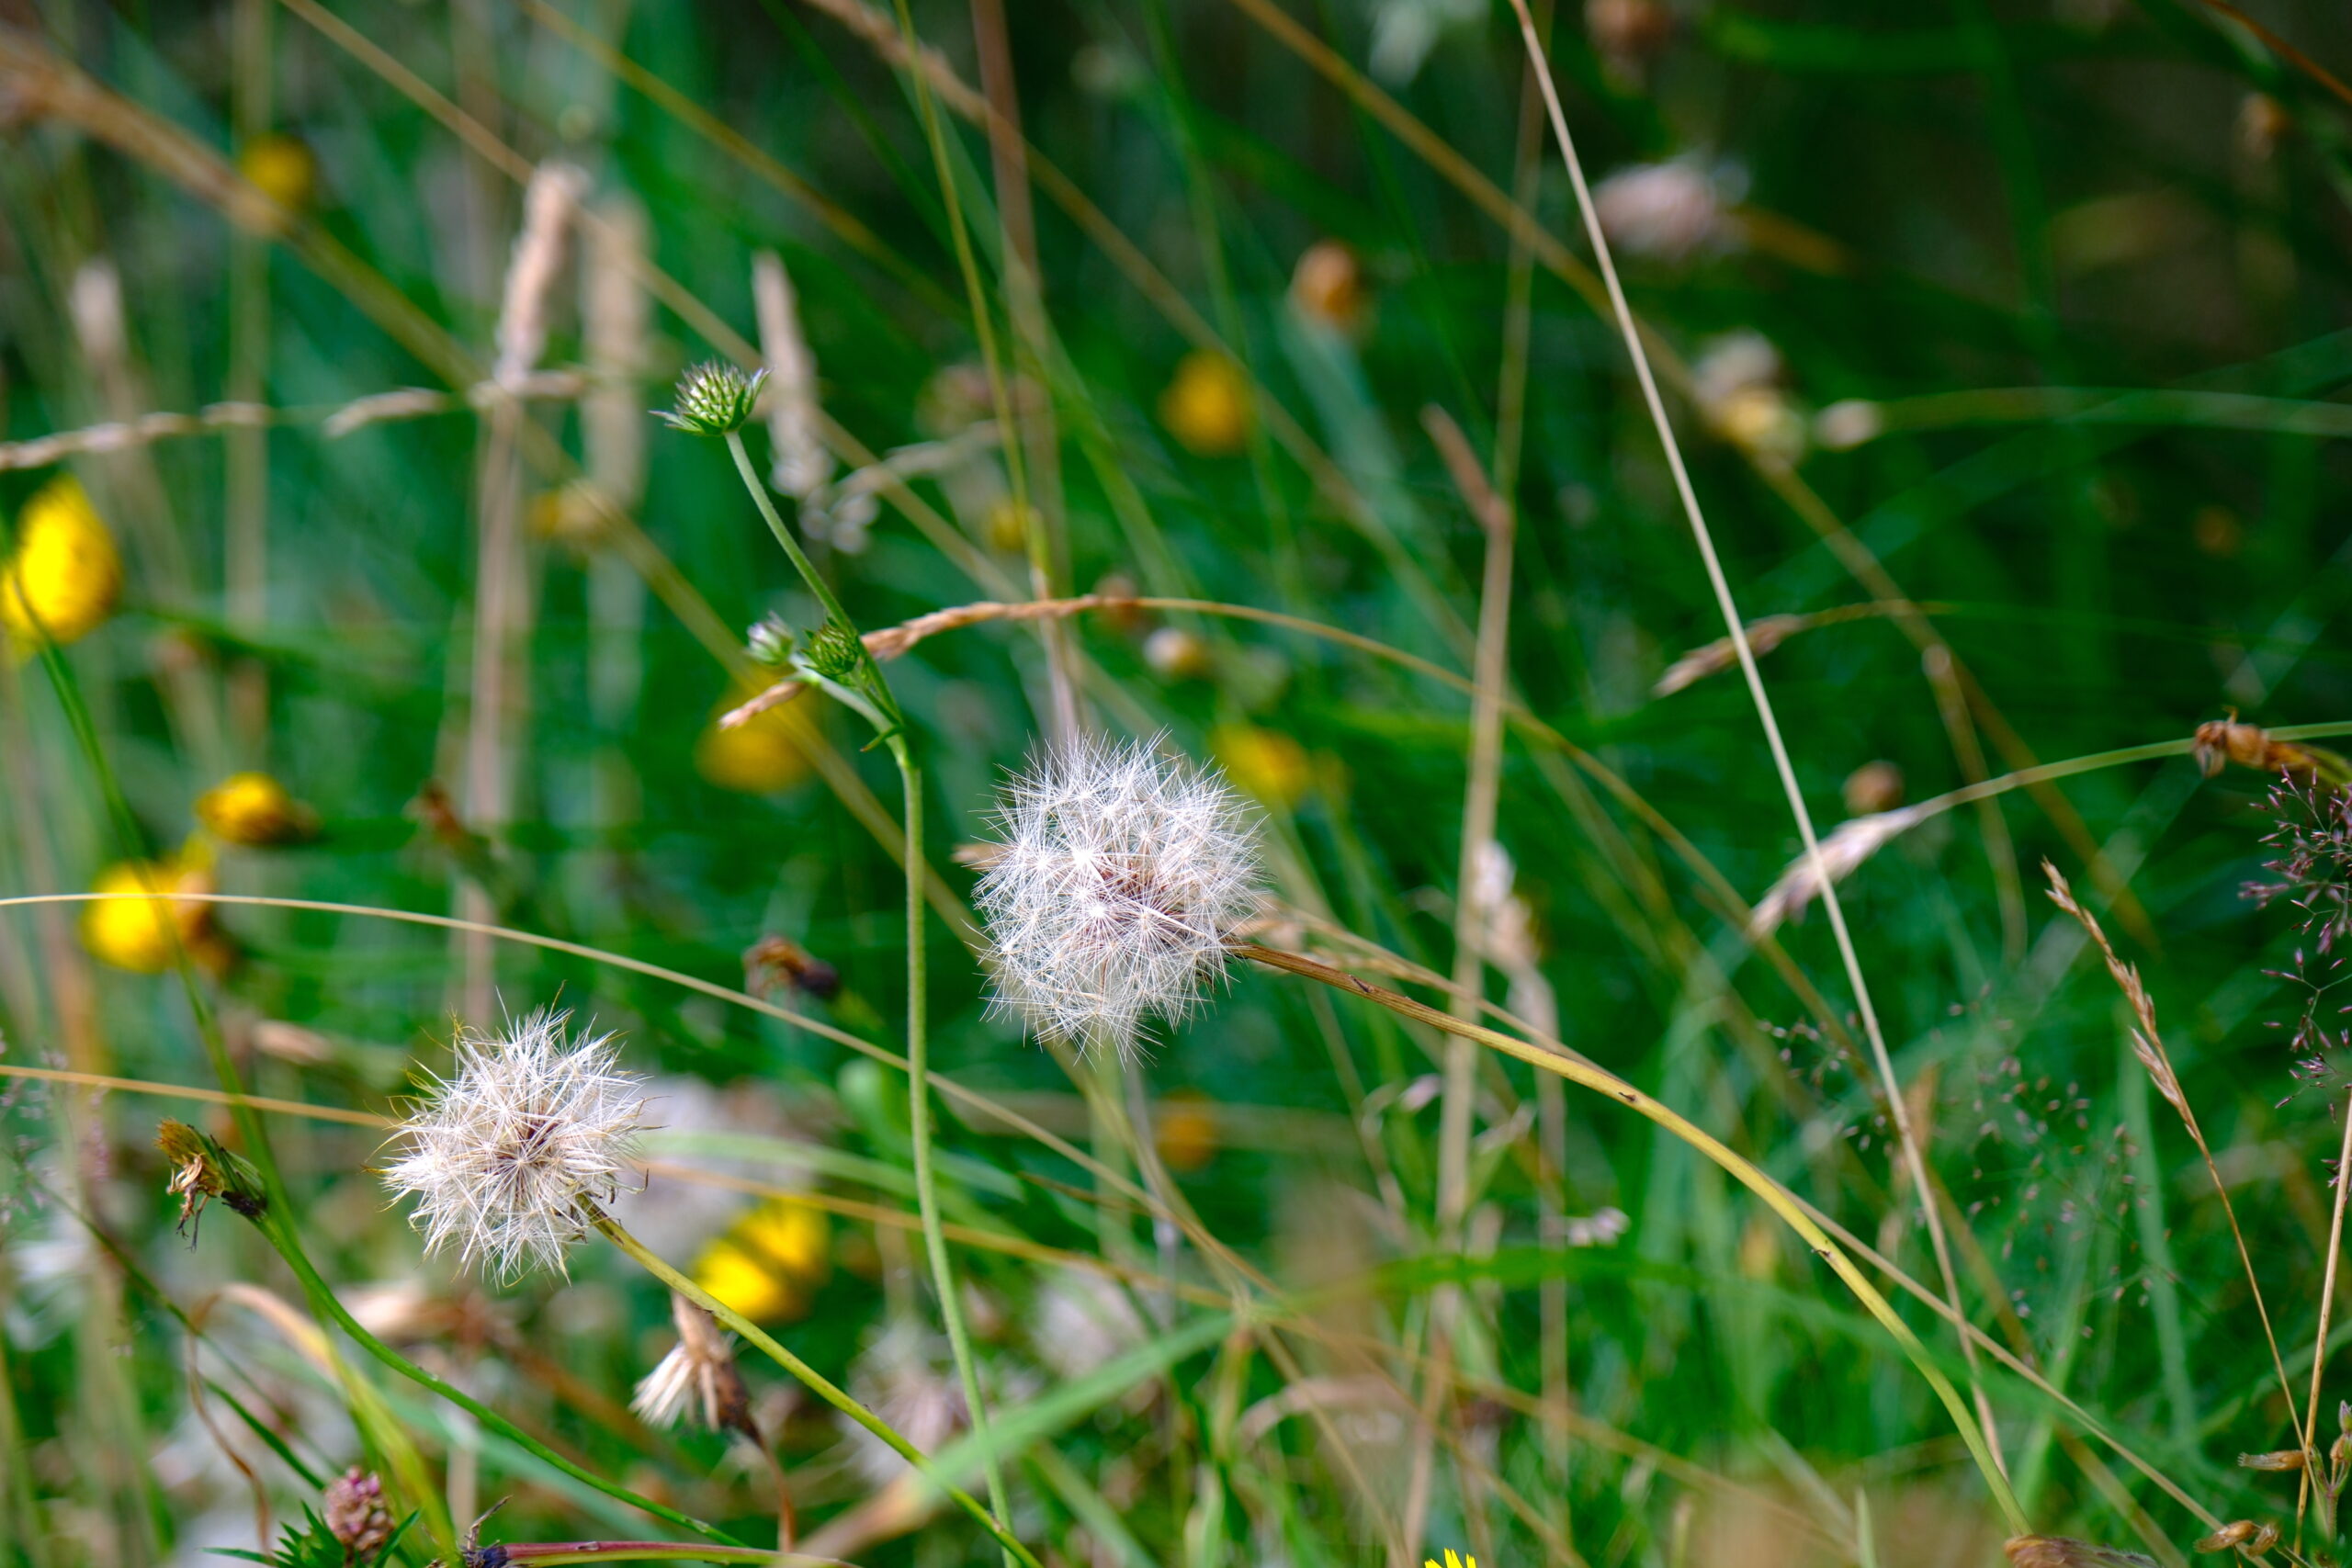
[1424,1553,1479,1568]
[695,696,820,795]
[4,475,120,657]
[691,1197,831,1323]
[237,132,319,212]
[83,851,220,975]
[195,772,319,847]
[1159,351,1251,457]
[1210,723,1313,810]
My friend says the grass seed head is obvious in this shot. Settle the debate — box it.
[976,734,1266,1059]
[379,1010,646,1283]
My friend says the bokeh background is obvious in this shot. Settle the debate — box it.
[4,0,2352,1563]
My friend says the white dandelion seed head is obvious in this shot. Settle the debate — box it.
[379,1010,647,1284]
[974,734,1266,1060]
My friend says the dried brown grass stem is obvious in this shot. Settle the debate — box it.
[2042,862,2306,1455]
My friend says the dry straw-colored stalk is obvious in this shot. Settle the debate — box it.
[1501,0,2009,1498]
[752,250,832,502]
[2043,862,2305,1458]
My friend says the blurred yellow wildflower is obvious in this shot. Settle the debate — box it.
[1210,723,1312,809]
[1159,351,1250,456]
[83,848,224,975]
[1424,1554,1478,1568]
[237,132,319,212]
[4,475,121,658]
[196,772,318,847]
[984,498,1041,554]
[1154,1090,1218,1173]
[695,695,820,795]
[692,1197,830,1323]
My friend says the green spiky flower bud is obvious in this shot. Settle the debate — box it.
[798,619,865,683]
[659,361,768,436]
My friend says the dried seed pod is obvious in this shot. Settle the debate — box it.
[2192,714,2351,786]
[2193,1520,2278,1553]
[2237,1448,2306,1471]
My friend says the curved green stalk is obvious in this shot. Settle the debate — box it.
[588,1207,1043,1568]
[1242,942,2033,1538]
[721,423,1018,1551]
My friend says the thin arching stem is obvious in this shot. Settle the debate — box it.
[1239,942,2031,1538]
[1499,0,2006,1484]
[718,423,1015,1551]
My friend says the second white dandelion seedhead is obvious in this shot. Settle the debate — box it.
[974,734,1265,1059]
[380,1010,646,1282]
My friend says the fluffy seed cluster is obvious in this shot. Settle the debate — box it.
[975,735,1264,1058]
[380,1010,646,1282]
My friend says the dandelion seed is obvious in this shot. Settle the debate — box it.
[975,734,1266,1058]
[379,1010,646,1282]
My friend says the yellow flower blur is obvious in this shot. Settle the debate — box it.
[83,852,218,975]
[695,697,820,795]
[237,132,319,212]
[1154,1091,1218,1174]
[4,476,120,658]
[196,772,317,847]
[1159,351,1251,457]
[1211,723,1313,810]
[691,1197,830,1323]
[1424,1554,1478,1568]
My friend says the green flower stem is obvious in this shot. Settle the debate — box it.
[888,740,1018,1550]
[250,1207,743,1548]
[25,626,460,1547]
[720,423,1018,1551]
[722,429,899,725]
[586,1206,1044,1568]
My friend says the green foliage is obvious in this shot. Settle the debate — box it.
[6,0,2352,1564]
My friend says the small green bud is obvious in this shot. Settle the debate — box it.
[659,361,768,436]
[747,613,795,669]
[798,619,864,683]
